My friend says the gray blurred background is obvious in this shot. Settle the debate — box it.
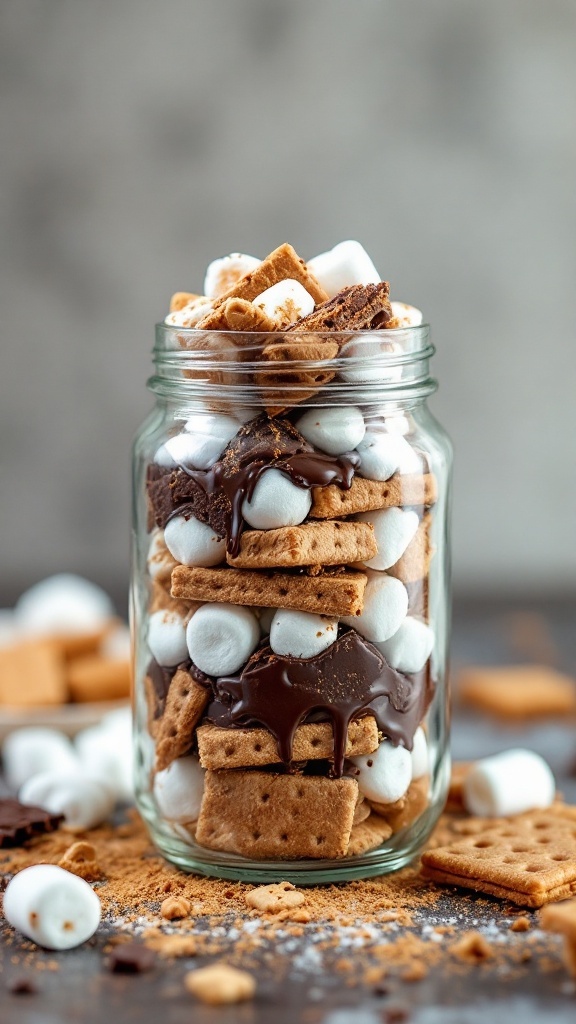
[1,0,575,611]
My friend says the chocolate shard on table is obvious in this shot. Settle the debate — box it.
[0,799,64,848]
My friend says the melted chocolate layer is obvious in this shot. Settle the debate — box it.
[205,629,434,777]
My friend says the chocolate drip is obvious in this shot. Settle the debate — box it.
[205,629,434,777]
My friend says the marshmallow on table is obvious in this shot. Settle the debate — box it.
[253,279,315,326]
[153,756,205,823]
[356,507,419,571]
[15,574,114,636]
[350,739,412,804]
[3,865,101,950]
[343,572,408,643]
[307,240,380,298]
[377,617,435,675]
[147,609,189,667]
[2,728,79,790]
[75,720,133,803]
[390,301,423,327]
[356,432,420,481]
[463,749,556,818]
[164,514,225,568]
[203,252,260,299]
[156,412,240,471]
[242,469,312,530]
[410,727,429,780]
[186,603,260,677]
[295,406,365,456]
[269,610,338,659]
[20,771,116,830]
[164,296,213,327]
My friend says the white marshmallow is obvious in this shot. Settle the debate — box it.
[3,865,101,950]
[253,279,315,326]
[242,469,311,530]
[203,252,260,299]
[351,740,412,804]
[463,749,556,818]
[356,432,420,481]
[343,572,408,643]
[153,756,205,823]
[20,772,115,831]
[377,617,434,675]
[269,610,338,660]
[100,622,131,661]
[75,721,133,803]
[147,609,188,666]
[339,336,403,385]
[2,728,79,790]
[15,574,114,636]
[157,413,240,471]
[164,514,225,568]
[390,301,423,327]
[295,406,365,456]
[257,607,276,635]
[164,296,213,327]
[186,603,260,677]
[147,529,176,580]
[410,727,429,780]
[356,508,419,571]
[307,240,380,298]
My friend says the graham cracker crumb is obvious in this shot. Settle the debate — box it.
[160,895,192,920]
[451,931,494,962]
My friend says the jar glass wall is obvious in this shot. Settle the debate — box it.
[131,325,452,883]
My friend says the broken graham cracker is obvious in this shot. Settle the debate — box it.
[346,813,393,856]
[458,664,576,719]
[370,777,430,834]
[288,282,393,333]
[154,667,211,772]
[195,770,359,859]
[213,243,328,307]
[540,899,576,977]
[255,338,340,416]
[171,565,367,617]
[169,291,201,312]
[226,520,377,570]
[387,513,434,585]
[195,296,278,333]
[310,472,438,519]
[0,639,67,706]
[421,808,576,908]
[244,881,305,913]
[196,717,379,771]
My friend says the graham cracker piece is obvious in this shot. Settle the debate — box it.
[288,283,393,333]
[226,520,377,570]
[213,243,328,306]
[195,296,278,333]
[541,899,576,977]
[310,472,438,519]
[255,338,339,415]
[154,667,211,772]
[171,565,367,617]
[195,770,358,859]
[346,813,393,856]
[458,665,576,719]
[196,717,379,770]
[387,513,434,585]
[244,881,305,913]
[421,809,576,908]
[67,655,131,703]
[0,640,67,706]
[353,794,372,826]
[370,776,430,833]
[169,292,201,313]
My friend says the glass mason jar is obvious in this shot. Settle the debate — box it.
[131,321,452,883]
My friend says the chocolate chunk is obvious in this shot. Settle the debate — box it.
[0,799,64,848]
[108,942,157,974]
[288,283,393,333]
[8,977,38,995]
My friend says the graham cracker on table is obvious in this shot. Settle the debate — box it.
[226,520,377,570]
[458,664,576,719]
[154,667,211,772]
[67,655,130,703]
[287,282,393,333]
[387,513,434,585]
[540,898,576,977]
[171,565,367,617]
[195,770,358,859]
[346,813,393,856]
[196,717,379,770]
[0,640,67,706]
[212,243,328,306]
[421,807,576,908]
[255,338,339,415]
[370,776,430,834]
[310,472,438,519]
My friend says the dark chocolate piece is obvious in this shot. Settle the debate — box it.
[0,799,64,848]
[8,977,38,995]
[287,283,393,333]
[146,658,211,720]
[108,942,156,974]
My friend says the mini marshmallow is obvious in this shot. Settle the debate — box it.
[147,609,188,667]
[253,279,315,326]
[157,413,240,471]
[377,617,435,675]
[257,607,276,635]
[356,508,419,571]
[242,469,312,530]
[75,720,133,803]
[343,572,408,643]
[356,432,421,481]
[164,514,225,568]
[15,574,114,636]
[350,739,412,804]
[203,252,260,299]
[410,727,429,780]
[463,749,556,818]
[164,296,213,327]
[153,756,205,823]
[390,301,423,327]
[269,610,338,660]
[307,240,380,298]
[2,728,79,790]
[20,771,115,830]
[295,406,365,456]
[339,336,403,385]
[3,865,101,950]
[186,603,260,677]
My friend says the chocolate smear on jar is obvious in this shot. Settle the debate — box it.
[205,628,434,777]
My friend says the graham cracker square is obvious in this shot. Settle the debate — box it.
[458,665,576,719]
